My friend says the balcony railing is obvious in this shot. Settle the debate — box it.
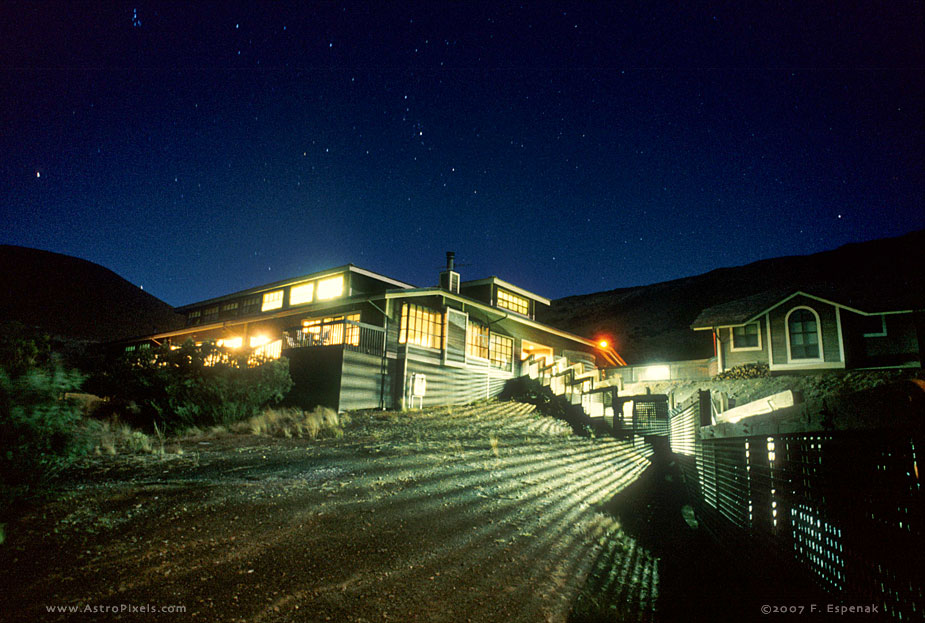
[283,320,386,356]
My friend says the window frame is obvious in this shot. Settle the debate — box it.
[730,322,762,351]
[489,333,514,371]
[861,314,887,338]
[466,319,490,360]
[301,312,361,346]
[495,287,530,316]
[261,290,284,312]
[316,274,345,300]
[290,282,315,306]
[399,303,444,350]
[786,306,823,362]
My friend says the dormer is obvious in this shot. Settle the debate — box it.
[459,277,550,320]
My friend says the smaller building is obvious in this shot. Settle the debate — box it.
[692,288,923,373]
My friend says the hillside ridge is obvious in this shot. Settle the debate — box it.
[0,245,185,342]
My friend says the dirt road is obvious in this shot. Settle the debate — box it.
[1,402,660,622]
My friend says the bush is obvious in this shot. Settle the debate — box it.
[499,376,594,436]
[89,341,293,431]
[0,326,89,492]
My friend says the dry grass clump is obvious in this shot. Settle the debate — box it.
[81,420,158,455]
[232,406,347,439]
[180,425,232,440]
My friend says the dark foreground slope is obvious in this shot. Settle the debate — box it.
[538,231,925,364]
[0,402,661,623]
[0,245,185,342]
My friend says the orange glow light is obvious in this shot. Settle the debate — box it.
[598,340,608,348]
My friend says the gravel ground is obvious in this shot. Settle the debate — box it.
[1,402,666,623]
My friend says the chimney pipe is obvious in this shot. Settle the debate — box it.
[440,251,460,293]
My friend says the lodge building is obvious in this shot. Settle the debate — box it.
[133,253,609,412]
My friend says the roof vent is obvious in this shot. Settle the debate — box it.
[440,251,460,293]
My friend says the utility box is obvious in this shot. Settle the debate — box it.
[409,373,426,408]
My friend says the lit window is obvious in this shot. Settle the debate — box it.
[466,320,489,359]
[251,339,282,361]
[496,288,529,316]
[187,309,201,326]
[261,290,284,311]
[249,335,271,348]
[732,323,760,349]
[788,309,820,359]
[290,282,314,305]
[399,303,443,349]
[217,337,242,349]
[490,334,514,371]
[220,301,239,318]
[301,313,360,346]
[317,274,344,300]
[203,306,219,323]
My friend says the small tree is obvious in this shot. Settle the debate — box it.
[0,324,88,492]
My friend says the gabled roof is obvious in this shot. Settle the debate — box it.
[691,288,795,329]
[692,282,923,330]
[383,287,595,347]
[175,265,416,312]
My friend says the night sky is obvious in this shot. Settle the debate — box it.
[2,2,922,307]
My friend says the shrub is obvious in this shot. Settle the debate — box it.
[499,376,593,436]
[0,326,90,492]
[89,341,293,431]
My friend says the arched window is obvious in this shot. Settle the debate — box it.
[787,308,820,360]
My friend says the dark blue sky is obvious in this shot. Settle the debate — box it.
[2,2,922,306]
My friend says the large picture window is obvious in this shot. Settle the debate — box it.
[490,334,514,371]
[496,288,529,316]
[731,323,760,349]
[466,320,489,359]
[399,303,443,350]
[788,308,820,360]
[302,313,360,346]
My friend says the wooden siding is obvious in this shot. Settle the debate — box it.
[842,311,921,368]
[402,347,512,407]
[768,295,841,366]
[339,350,392,411]
[458,283,493,306]
[719,317,769,370]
